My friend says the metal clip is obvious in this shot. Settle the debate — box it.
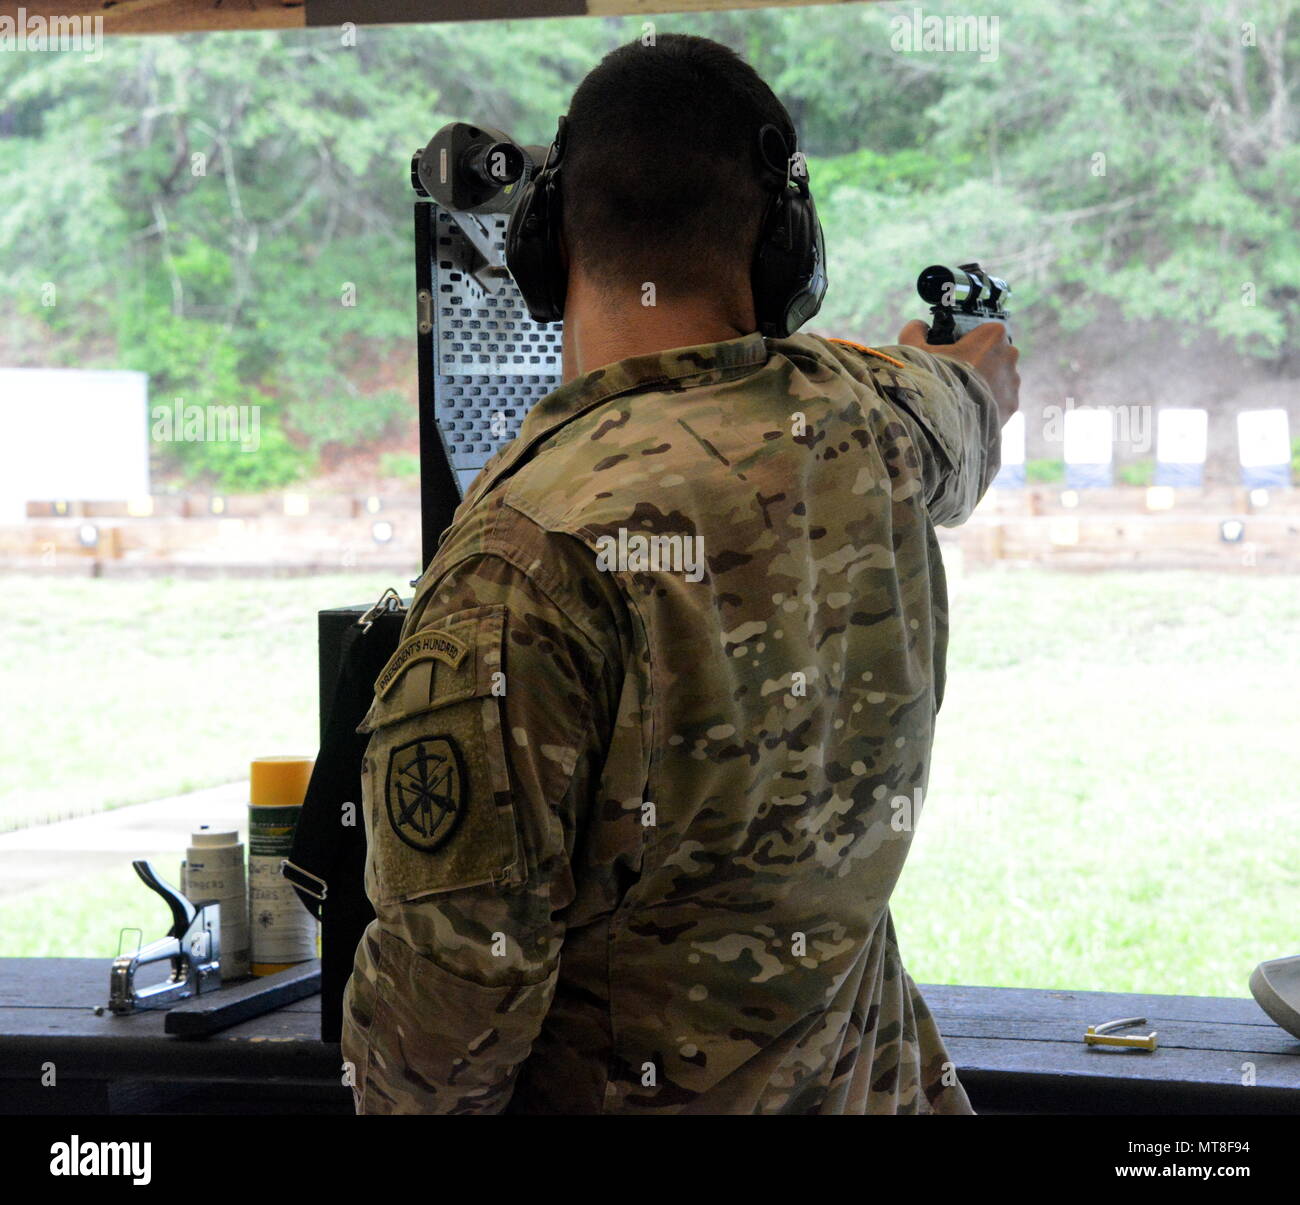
[106,860,221,1015]
[280,858,327,902]
[1084,1016,1158,1050]
[358,586,406,633]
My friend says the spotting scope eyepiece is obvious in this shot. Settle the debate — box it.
[412,122,534,214]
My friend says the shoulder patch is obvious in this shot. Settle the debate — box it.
[385,735,468,852]
[359,604,523,904]
[376,628,468,699]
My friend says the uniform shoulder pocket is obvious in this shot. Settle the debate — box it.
[358,604,521,906]
[881,348,966,472]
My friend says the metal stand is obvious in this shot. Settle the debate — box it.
[412,200,561,567]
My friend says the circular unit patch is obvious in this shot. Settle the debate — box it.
[385,735,468,853]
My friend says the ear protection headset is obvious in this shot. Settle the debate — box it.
[505,115,827,338]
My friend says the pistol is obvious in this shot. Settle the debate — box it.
[916,262,1012,345]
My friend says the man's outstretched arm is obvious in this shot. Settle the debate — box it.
[883,320,1020,527]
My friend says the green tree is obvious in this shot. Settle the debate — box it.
[1,2,1295,490]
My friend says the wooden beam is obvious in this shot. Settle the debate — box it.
[9,2,306,36]
[8,0,864,39]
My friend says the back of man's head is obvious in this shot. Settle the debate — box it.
[562,34,796,308]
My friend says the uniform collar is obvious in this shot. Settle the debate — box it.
[479,331,770,496]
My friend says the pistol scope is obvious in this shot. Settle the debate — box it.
[917,264,1010,308]
[916,261,1012,345]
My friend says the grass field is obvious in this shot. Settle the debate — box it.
[1,567,1296,997]
[0,572,396,829]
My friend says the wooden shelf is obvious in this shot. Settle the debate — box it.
[2,959,1297,1114]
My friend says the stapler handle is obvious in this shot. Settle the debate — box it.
[107,860,221,1015]
[132,859,195,938]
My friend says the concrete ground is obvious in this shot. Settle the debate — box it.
[0,782,248,898]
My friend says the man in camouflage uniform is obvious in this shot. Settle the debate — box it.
[342,34,1019,1114]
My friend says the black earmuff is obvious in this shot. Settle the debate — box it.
[505,117,569,324]
[506,114,827,338]
[751,123,827,338]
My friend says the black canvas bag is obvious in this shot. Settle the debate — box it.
[284,593,406,1042]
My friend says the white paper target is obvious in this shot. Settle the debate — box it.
[1064,408,1114,464]
[0,368,150,522]
[1157,409,1208,465]
[999,411,1025,465]
[1237,410,1290,468]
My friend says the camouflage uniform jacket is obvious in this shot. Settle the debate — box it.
[341,330,1001,1114]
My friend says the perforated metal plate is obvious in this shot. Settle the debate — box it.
[431,207,563,495]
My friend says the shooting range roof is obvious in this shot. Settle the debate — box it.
[27,1,867,38]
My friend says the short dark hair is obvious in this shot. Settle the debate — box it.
[561,33,795,301]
